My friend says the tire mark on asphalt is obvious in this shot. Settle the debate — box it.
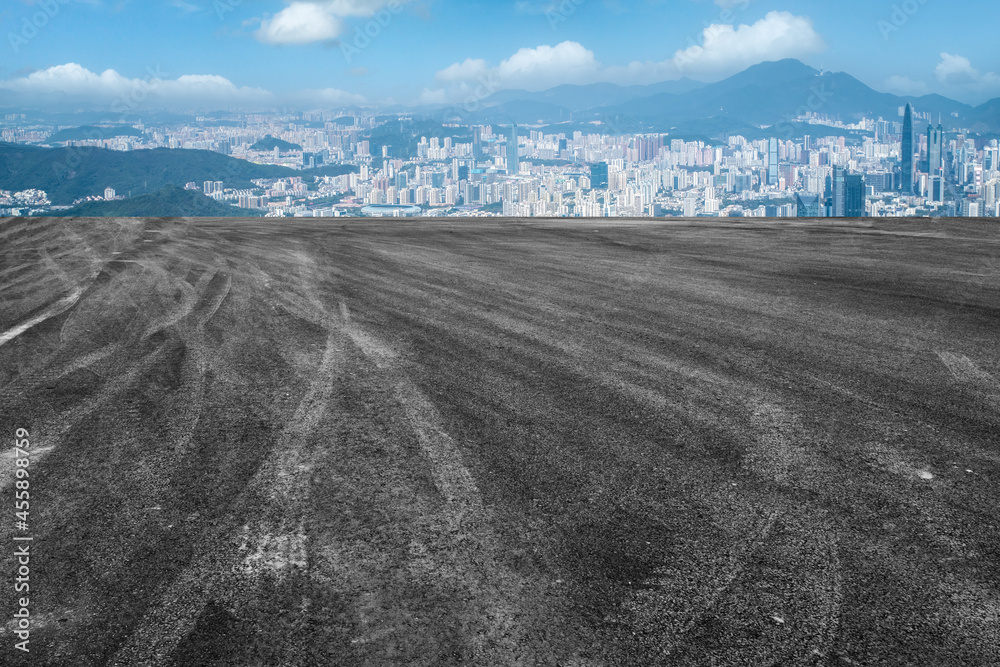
[238,321,338,576]
[140,279,199,340]
[937,351,995,385]
[336,301,398,369]
[619,509,781,662]
[671,510,780,644]
[0,341,171,492]
[0,287,85,348]
[331,295,550,663]
[112,263,336,667]
[336,299,477,510]
[0,267,48,296]
[170,267,232,460]
[811,532,844,664]
[0,342,122,396]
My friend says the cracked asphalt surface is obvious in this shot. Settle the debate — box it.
[1,216,998,666]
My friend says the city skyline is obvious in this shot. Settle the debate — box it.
[4,97,998,220]
[2,0,1000,110]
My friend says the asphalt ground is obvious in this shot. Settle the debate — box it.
[0,216,998,666]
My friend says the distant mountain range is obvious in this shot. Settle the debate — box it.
[430,59,1000,135]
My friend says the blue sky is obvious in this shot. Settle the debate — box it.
[1,0,998,109]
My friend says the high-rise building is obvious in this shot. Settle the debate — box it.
[473,126,483,160]
[821,168,865,217]
[845,174,866,217]
[508,124,519,175]
[303,152,324,169]
[901,103,914,195]
[795,193,821,217]
[930,176,944,203]
[768,137,779,186]
[591,162,609,189]
[832,165,847,217]
[927,119,943,176]
[683,196,697,218]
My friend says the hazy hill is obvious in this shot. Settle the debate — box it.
[436,59,997,134]
[46,125,144,144]
[250,136,303,151]
[366,119,472,158]
[593,60,974,131]
[0,143,357,205]
[50,184,264,217]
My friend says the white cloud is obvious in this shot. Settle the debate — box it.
[429,41,599,100]
[255,0,410,45]
[615,11,826,82]
[291,87,368,106]
[935,53,980,85]
[0,63,275,109]
[932,53,1000,101]
[324,0,404,16]
[435,58,489,84]
[256,2,345,45]
[0,62,380,111]
[421,13,824,104]
[2,63,132,98]
[495,42,600,88]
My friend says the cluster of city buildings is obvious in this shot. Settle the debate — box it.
[0,189,50,216]
[2,106,998,218]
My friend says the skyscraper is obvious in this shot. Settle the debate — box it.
[927,118,943,177]
[833,165,847,217]
[930,176,944,203]
[795,193,821,217]
[473,126,483,161]
[591,162,609,189]
[845,174,866,217]
[508,124,519,175]
[901,103,914,195]
[768,137,778,186]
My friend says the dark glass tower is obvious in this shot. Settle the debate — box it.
[795,193,821,217]
[927,118,943,177]
[833,165,847,216]
[845,174,866,217]
[591,162,609,189]
[901,103,914,195]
